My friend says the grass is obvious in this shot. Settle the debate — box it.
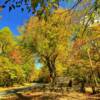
[85,87,93,93]
[0,83,33,92]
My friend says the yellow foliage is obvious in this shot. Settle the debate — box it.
[90,24,100,31]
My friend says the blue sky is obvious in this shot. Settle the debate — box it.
[0,0,95,36]
[0,4,32,35]
[0,0,75,36]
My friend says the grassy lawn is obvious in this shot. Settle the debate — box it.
[0,83,33,92]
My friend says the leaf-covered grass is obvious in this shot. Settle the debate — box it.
[1,91,100,100]
[0,83,32,92]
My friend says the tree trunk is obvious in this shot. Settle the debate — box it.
[92,85,96,94]
[49,62,56,84]
[80,81,85,93]
[87,50,98,94]
[44,53,58,85]
[46,57,56,84]
[87,50,98,86]
[68,79,72,87]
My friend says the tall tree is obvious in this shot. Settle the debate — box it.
[21,9,72,82]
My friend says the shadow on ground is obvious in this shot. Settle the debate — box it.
[15,92,62,100]
[2,92,100,100]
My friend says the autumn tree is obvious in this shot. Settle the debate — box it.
[64,18,100,93]
[0,28,25,86]
[21,9,72,83]
[0,56,25,86]
[0,27,16,55]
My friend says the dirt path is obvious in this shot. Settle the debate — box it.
[1,92,100,100]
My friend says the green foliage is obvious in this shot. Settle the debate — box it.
[37,66,50,83]
[0,56,25,86]
[0,0,100,91]
[0,27,16,54]
[21,9,72,80]
[0,28,34,86]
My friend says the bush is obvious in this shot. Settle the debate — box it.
[0,57,25,87]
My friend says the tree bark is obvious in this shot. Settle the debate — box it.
[46,56,56,84]
[80,80,85,93]
[87,50,98,94]
[92,85,96,94]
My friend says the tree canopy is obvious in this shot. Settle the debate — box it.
[21,9,73,82]
[0,0,100,95]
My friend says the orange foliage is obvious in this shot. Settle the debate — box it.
[9,48,22,64]
[73,39,85,48]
